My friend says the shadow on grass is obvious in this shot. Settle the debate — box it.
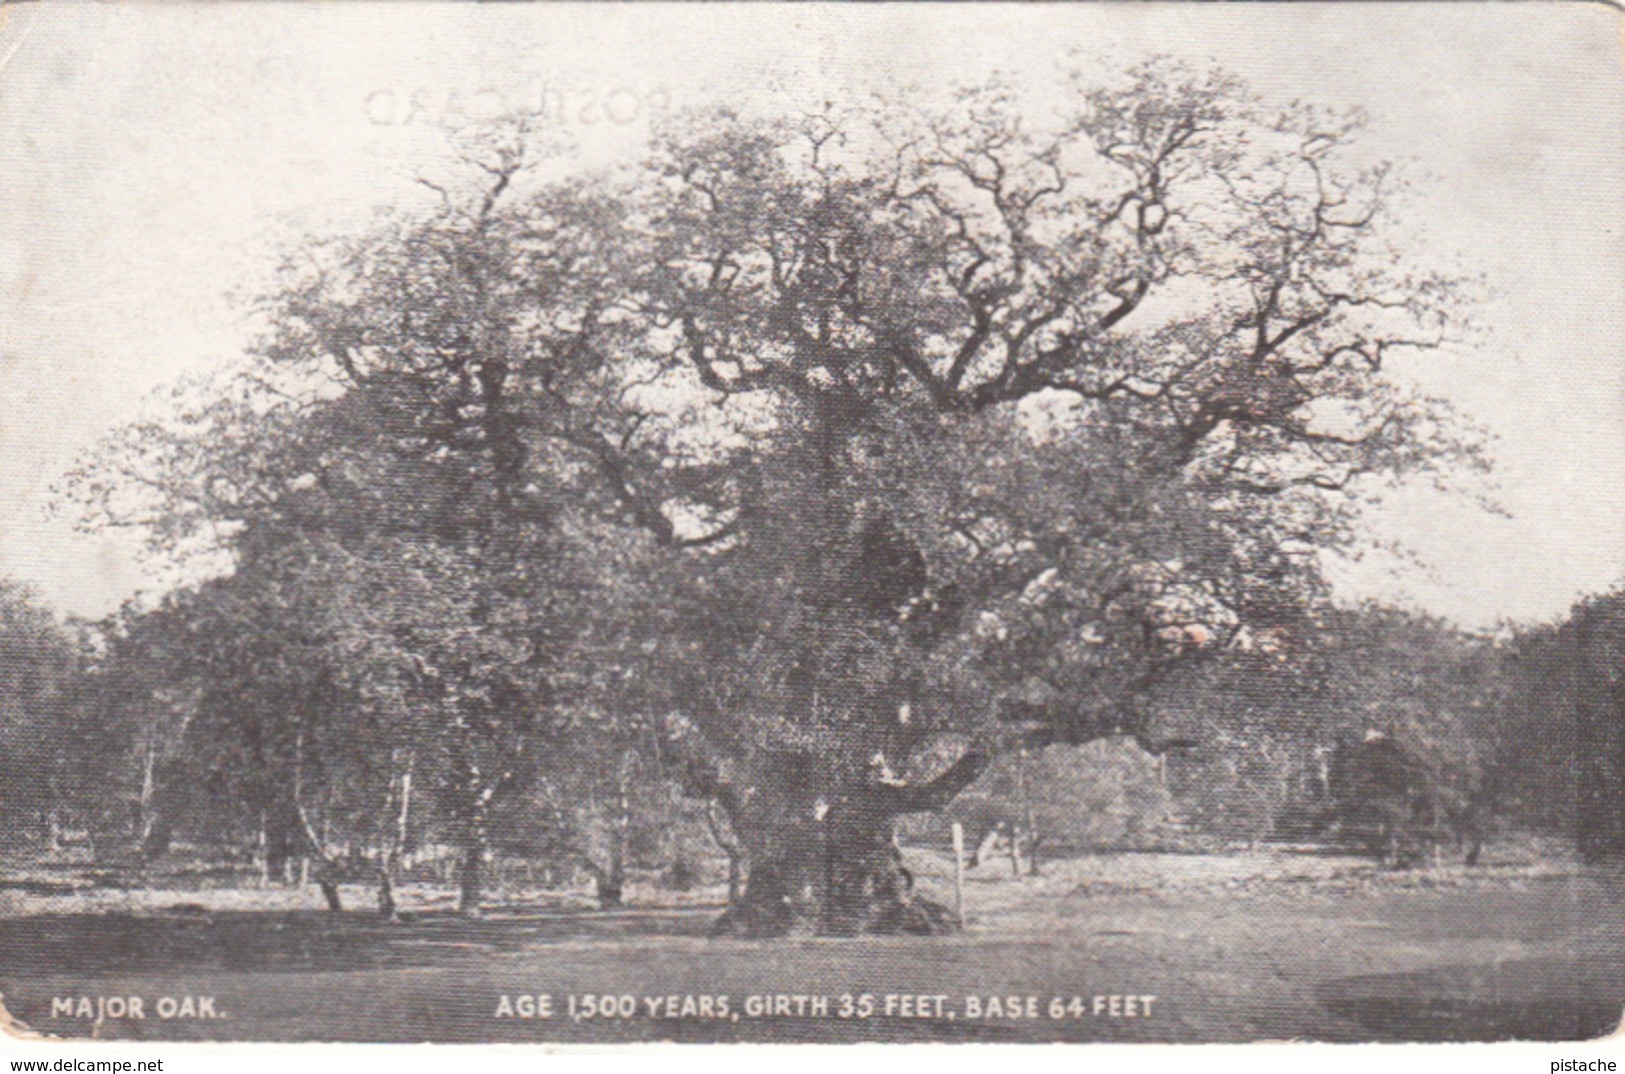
[0,905,722,976]
[1315,957,1625,1041]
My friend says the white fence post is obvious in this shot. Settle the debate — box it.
[951,822,966,930]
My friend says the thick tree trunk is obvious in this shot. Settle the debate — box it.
[593,863,624,909]
[712,791,956,938]
[459,846,486,916]
[580,841,627,909]
[702,800,747,908]
[458,794,491,917]
[377,867,398,920]
[140,816,173,863]
[597,759,631,909]
[281,799,344,911]
[378,757,412,920]
[451,742,498,918]
[1016,753,1039,877]
[972,825,1001,869]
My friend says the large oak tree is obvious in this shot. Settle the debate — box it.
[74,62,1489,933]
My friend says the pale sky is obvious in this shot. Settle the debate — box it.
[0,3,1621,629]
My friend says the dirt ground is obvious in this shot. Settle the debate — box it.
[2,842,1622,1043]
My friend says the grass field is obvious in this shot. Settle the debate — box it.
[2,842,1622,1043]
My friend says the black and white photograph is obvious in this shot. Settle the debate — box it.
[0,1,1622,1052]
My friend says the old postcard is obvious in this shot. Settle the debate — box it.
[0,1,1622,1055]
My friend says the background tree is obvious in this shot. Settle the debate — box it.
[1157,605,1503,857]
[1492,585,1625,860]
[0,579,89,850]
[935,739,1179,874]
[1558,589,1625,861]
[63,123,645,916]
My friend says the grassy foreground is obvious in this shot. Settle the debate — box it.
[2,845,1622,1043]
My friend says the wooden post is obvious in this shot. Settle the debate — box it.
[951,822,966,930]
[138,743,157,850]
[256,813,269,889]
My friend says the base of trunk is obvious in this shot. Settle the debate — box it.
[377,871,400,920]
[709,835,958,938]
[710,889,956,937]
[458,841,487,917]
[317,879,343,912]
